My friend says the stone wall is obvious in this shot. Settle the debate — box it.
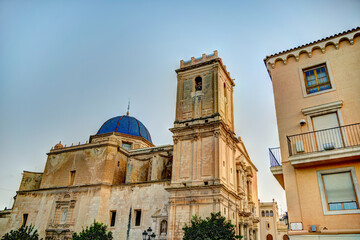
[1,182,170,240]
[19,171,43,191]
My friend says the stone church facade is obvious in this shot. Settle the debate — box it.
[0,51,260,240]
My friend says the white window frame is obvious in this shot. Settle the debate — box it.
[298,60,336,98]
[301,100,344,132]
[317,167,360,215]
[301,101,348,151]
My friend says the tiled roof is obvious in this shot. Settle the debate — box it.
[97,115,152,143]
[264,27,360,61]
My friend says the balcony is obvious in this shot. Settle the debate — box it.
[269,147,281,167]
[287,123,360,166]
[269,147,284,189]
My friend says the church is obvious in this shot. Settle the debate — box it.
[0,51,260,240]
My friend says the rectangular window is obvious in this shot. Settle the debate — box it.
[110,211,116,227]
[323,172,358,210]
[22,214,28,227]
[122,142,132,151]
[60,208,68,223]
[134,210,141,226]
[69,170,76,186]
[303,64,331,94]
[318,167,360,215]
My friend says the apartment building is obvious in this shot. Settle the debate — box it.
[265,28,360,239]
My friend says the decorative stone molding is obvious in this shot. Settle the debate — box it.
[301,100,343,116]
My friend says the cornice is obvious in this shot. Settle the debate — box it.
[17,180,171,194]
[129,144,173,156]
[90,132,155,147]
[264,27,360,71]
[47,142,119,155]
[176,58,235,86]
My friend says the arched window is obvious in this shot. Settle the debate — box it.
[261,211,265,217]
[266,210,269,217]
[266,234,273,240]
[223,83,227,119]
[270,210,273,217]
[195,76,202,91]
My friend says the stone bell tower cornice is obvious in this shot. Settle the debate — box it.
[175,50,235,86]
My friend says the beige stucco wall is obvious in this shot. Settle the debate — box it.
[295,160,360,231]
[266,30,360,237]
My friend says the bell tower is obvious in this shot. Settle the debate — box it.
[167,51,241,240]
[174,50,234,131]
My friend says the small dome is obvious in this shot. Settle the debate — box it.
[54,141,63,149]
[97,115,152,143]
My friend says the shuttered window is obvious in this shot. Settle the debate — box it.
[322,172,358,210]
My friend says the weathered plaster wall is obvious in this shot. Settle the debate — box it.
[0,210,11,236]
[3,187,101,239]
[1,182,170,240]
[107,182,170,240]
[176,64,216,122]
[41,146,109,188]
[126,146,173,183]
[19,171,43,191]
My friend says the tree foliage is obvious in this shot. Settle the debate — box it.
[1,225,42,240]
[183,212,241,240]
[72,221,113,240]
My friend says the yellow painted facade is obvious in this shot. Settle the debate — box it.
[265,28,360,239]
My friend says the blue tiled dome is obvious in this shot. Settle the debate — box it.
[97,115,152,143]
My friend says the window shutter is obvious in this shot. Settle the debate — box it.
[312,113,339,130]
[323,172,356,203]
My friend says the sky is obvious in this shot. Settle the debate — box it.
[0,0,359,214]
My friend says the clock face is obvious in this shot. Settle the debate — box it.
[290,222,303,231]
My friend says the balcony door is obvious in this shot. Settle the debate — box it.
[312,113,343,151]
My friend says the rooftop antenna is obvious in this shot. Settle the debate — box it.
[126,99,130,116]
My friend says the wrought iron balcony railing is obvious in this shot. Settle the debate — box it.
[287,123,360,156]
[269,147,281,167]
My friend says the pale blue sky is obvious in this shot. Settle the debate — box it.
[0,0,359,213]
